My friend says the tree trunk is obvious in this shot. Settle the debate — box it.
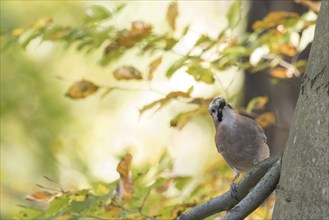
[273,1,329,219]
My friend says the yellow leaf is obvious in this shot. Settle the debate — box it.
[11,28,25,36]
[167,2,179,30]
[271,68,288,78]
[246,96,269,113]
[113,66,142,80]
[148,57,162,80]
[252,11,299,30]
[116,154,133,202]
[25,191,56,202]
[96,184,110,195]
[256,112,275,128]
[65,80,99,99]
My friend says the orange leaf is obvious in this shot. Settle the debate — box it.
[271,68,288,78]
[113,66,142,80]
[116,154,134,202]
[167,2,179,30]
[278,43,297,57]
[26,191,56,202]
[65,80,99,99]
[148,57,162,80]
[256,112,275,128]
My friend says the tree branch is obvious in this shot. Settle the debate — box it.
[177,155,281,220]
[223,159,281,220]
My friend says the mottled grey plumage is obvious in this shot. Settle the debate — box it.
[209,97,270,192]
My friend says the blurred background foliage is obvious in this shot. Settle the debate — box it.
[0,0,318,219]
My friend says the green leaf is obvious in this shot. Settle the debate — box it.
[226,0,241,29]
[186,63,214,84]
[85,5,111,23]
[166,57,188,78]
[170,110,196,130]
[174,176,192,191]
[13,208,43,220]
[100,47,124,66]
[170,107,207,130]
[45,194,71,217]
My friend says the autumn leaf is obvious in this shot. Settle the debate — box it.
[167,2,179,30]
[278,43,297,57]
[65,80,99,99]
[116,154,134,202]
[271,68,288,78]
[170,107,208,130]
[26,191,57,202]
[148,57,162,80]
[11,28,25,36]
[139,87,193,114]
[116,21,152,48]
[256,112,275,128]
[113,66,142,80]
[131,21,152,38]
[246,96,269,113]
[252,11,299,30]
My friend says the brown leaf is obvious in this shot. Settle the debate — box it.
[26,191,56,202]
[116,21,152,48]
[113,66,142,80]
[252,11,299,30]
[131,21,152,38]
[116,154,133,202]
[139,87,193,114]
[167,2,179,30]
[148,57,162,80]
[271,68,289,78]
[104,42,119,55]
[256,112,275,128]
[65,80,99,99]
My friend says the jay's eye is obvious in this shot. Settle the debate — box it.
[210,108,217,114]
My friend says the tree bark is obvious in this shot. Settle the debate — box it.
[272,1,329,219]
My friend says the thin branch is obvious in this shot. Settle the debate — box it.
[177,155,281,220]
[223,159,281,220]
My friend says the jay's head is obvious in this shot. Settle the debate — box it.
[208,97,233,124]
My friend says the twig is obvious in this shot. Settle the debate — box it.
[177,155,281,220]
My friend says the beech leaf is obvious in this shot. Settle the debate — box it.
[148,57,162,80]
[65,80,99,99]
[167,2,179,30]
[113,66,142,80]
